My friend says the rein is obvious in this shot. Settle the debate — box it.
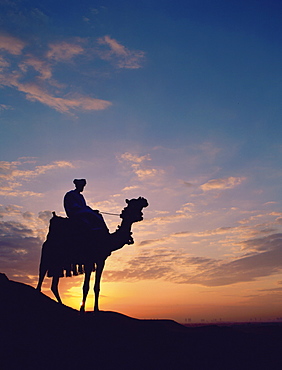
[100,211,120,216]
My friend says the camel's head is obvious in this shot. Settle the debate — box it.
[120,197,148,223]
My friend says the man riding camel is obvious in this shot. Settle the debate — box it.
[64,179,109,234]
[36,179,110,293]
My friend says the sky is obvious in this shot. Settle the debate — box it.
[1,0,282,323]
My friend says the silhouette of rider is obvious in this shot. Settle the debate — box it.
[64,179,109,233]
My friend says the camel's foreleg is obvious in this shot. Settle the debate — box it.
[80,266,92,312]
[51,276,62,304]
[94,260,105,312]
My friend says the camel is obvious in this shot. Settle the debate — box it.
[36,197,148,312]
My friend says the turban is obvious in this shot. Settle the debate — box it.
[73,179,86,186]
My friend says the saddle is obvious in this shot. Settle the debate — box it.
[43,212,110,277]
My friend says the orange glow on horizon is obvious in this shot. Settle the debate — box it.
[39,276,282,323]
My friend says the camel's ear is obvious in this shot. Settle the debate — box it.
[126,199,129,204]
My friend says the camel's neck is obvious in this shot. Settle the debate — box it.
[119,218,134,232]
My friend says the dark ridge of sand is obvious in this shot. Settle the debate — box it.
[0,273,282,370]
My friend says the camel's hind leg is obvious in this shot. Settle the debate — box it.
[36,264,47,292]
[80,265,92,313]
[51,276,62,304]
[36,243,48,291]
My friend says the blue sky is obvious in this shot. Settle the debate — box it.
[1,0,282,322]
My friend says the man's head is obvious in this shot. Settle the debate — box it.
[73,179,86,192]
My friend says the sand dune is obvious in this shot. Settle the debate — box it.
[0,273,282,369]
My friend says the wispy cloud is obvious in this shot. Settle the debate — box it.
[103,231,282,288]
[0,56,10,71]
[0,61,112,114]
[0,160,74,180]
[240,233,282,252]
[0,32,145,113]
[120,152,150,163]
[200,176,246,191]
[142,212,190,227]
[0,159,74,197]
[122,185,140,192]
[0,204,23,219]
[13,81,112,113]
[138,221,274,249]
[19,56,53,80]
[118,152,164,180]
[186,238,282,287]
[0,103,13,111]
[2,213,282,288]
[103,247,220,283]
[0,189,43,198]
[97,35,145,69]
[0,34,26,55]
[0,219,42,283]
[46,41,84,61]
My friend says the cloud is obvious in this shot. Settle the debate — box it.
[1,199,281,290]
[103,247,219,283]
[0,220,42,283]
[22,211,35,220]
[183,181,194,188]
[97,35,145,69]
[102,232,282,287]
[120,152,151,163]
[0,103,13,111]
[46,41,84,61]
[103,265,172,282]
[0,189,43,198]
[0,34,25,55]
[240,233,282,252]
[122,185,140,192]
[0,159,75,198]
[142,212,190,228]
[0,34,113,113]
[139,224,243,248]
[0,204,23,218]
[19,56,52,80]
[38,210,53,224]
[0,73,112,114]
[0,160,74,181]
[184,233,282,286]
[119,151,164,180]
[200,176,246,191]
[0,32,145,113]
[0,56,10,71]
[138,224,251,248]
[19,83,112,113]
[103,248,177,282]
[133,167,160,179]
[258,287,282,293]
